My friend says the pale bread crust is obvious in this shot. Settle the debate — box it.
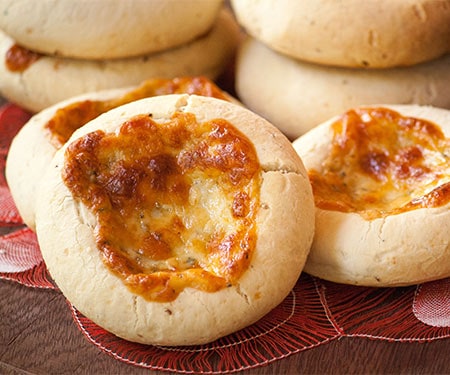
[231,0,450,68]
[0,0,223,59]
[235,37,450,139]
[35,94,315,345]
[0,9,240,113]
[293,105,450,287]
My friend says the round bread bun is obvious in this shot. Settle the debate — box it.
[235,37,450,139]
[292,104,450,287]
[231,0,450,68]
[0,0,223,60]
[6,76,237,232]
[34,94,315,345]
[0,9,240,113]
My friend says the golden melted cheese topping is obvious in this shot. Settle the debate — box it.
[309,107,450,220]
[44,76,230,148]
[62,111,261,302]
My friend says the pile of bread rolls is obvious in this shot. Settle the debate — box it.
[231,0,450,139]
[0,0,240,113]
[1,0,449,347]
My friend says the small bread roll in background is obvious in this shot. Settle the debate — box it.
[235,37,450,139]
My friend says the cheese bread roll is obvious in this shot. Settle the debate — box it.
[293,105,450,286]
[35,94,315,345]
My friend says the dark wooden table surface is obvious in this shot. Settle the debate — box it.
[1,278,449,375]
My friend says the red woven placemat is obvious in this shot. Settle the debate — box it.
[1,102,449,373]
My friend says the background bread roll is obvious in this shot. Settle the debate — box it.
[293,104,450,287]
[6,87,129,231]
[231,0,450,68]
[235,37,450,139]
[0,0,223,59]
[0,9,240,113]
[5,77,237,231]
[35,94,315,345]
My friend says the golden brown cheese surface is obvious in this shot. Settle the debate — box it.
[310,107,450,220]
[62,111,261,302]
[45,76,230,148]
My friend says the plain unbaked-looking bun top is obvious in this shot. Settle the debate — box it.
[0,0,224,59]
[231,0,450,68]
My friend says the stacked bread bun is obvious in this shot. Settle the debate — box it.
[0,0,241,112]
[231,0,450,139]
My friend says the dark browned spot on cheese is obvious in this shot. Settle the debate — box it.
[45,76,230,148]
[5,44,41,72]
[62,111,261,302]
[309,107,450,220]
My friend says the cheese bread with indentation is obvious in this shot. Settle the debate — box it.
[35,94,315,345]
[293,105,450,286]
